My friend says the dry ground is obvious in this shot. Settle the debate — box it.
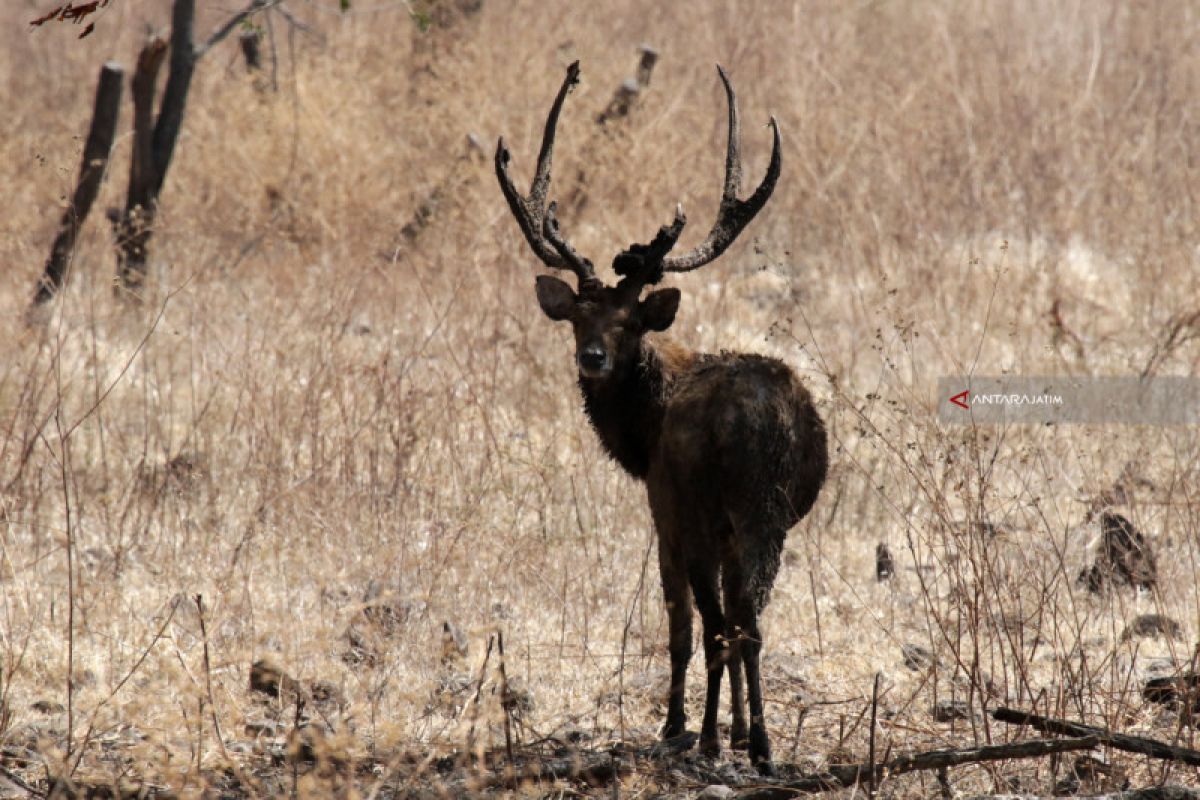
[1,0,1199,796]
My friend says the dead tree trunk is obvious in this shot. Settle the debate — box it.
[114,36,168,294]
[32,62,123,307]
[239,28,262,71]
[115,0,275,294]
[31,0,276,303]
[595,45,658,125]
[115,0,197,294]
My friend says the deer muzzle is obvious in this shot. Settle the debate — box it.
[577,344,611,377]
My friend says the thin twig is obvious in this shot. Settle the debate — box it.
[63,285,179,440]
[50,405,76,761]
[195,595,230,761]
[0,764,39,797]
[194,0,282,60]
[274,4,321,40]
[290,688,304,799]
[497,630,516,791]
[71,596,180,774]
[867,672,880,798]
[617,527,654,744]
[465,634,496,764]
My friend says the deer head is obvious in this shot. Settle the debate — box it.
[496,61,780,379]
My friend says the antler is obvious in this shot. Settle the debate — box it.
[659,65,781,274]
[495,61,595,285]
[612,204,687,290]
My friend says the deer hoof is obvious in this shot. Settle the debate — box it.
[750,727,773,774]
[661,718,687,741]
[730,722,749,750]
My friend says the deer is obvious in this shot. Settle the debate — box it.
[496,62,828,775]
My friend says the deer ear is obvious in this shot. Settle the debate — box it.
[640,288,681,331]
[535,275,577,321]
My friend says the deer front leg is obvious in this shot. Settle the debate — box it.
[659,547,692,740]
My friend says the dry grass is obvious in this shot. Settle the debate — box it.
[1,0,1199,796]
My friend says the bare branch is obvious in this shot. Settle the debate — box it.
[736,737,1100,798]
[961,788,1199,800]
[194,0,281,60]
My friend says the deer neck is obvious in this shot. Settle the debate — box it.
[578,339,690,480]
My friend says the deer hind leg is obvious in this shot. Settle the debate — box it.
[728,526,785,776]
[722,566,749,750]
[687,559,727,757]
[734,597,773,774]
[659,544,692,740]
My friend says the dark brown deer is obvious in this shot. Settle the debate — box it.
[496,62,828,774]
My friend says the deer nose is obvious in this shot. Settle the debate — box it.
[578,346,608,373]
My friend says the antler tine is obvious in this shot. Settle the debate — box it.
[642,204,688,264]
[718,64,744,201]
[613,204,687,289]
[531,62,580,210]
[544,202,595,280]
[495,61,595,283]
[661,65,781,273]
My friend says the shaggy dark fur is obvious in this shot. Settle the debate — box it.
[574,327,827,772]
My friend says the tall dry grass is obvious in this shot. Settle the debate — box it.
[0,0,1198,795]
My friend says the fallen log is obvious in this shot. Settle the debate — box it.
[485,731,699,789]
[735,737,1099,799]
[963,787,1198,800]
[992,707,1200,766]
